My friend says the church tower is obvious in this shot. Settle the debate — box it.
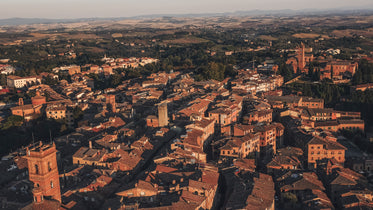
[106,94,116,113]
[25,142,61,203]
[297,42,306,72]
[158,102,168,127]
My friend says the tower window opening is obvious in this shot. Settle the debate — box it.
[35,164,39,174]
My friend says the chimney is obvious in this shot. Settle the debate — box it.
[89,141,92,149]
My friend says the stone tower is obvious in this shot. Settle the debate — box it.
[158,102,168,127]
[19,98,24,106]
[106,94,116,113]
[25,142,61,203]
[297,42,306,72]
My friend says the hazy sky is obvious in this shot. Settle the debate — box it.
[1,0,373,19]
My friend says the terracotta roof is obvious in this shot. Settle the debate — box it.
[254,124,276,133]
[338,119,365,125]
[277,147,303,156]
[267,155,301,168]
[201,170,219,186]
[281,172,325,192]
[308,136,347,150]
[245,173,275,210]
[154,165,178,174]
[21,199,60,210]
[330,167,366,186]
[315,120,339,127]
[179,190,205,204]
[302,97,324,103]
[137,180,158,192]
[193,118,215,128]
[234,124,255,133]
[233,159,256,172]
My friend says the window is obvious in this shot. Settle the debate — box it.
[50,181,54,188]
[35,165,39,174]
[48,162,51,172]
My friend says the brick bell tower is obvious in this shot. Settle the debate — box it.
[106,94,116,113]
[25,141,61,203]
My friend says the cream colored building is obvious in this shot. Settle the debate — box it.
[7,76,40,88]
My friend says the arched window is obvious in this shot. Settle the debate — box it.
[35,164,39,174]
[50,181,54,188]
[48,162,52,172]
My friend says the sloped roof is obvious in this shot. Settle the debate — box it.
[308,136,347,150]
[281,172,325,192]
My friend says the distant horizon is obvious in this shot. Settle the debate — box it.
[1,8,373,21]
[1,0,373,19]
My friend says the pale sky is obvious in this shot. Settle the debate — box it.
[1,0,373,19]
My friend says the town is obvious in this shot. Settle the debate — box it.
[0,9,373,210]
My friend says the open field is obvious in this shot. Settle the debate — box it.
[292,33,329,39]
[258,35,278,41]
[30,32,101,40]
[162,36,209,44]
[331,29,373,38]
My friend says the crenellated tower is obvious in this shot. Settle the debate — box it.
[25,142,61,203]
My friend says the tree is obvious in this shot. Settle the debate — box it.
[110,74,122,87]
[0,74,6,86]
[303,84,312,96]
[308,65,314,79]
[278,62,294,82]
[352,59,373,85]
[195,62,226,81]
[1,115,23,130]
[283,192,298,204]
[72,107,84,121]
